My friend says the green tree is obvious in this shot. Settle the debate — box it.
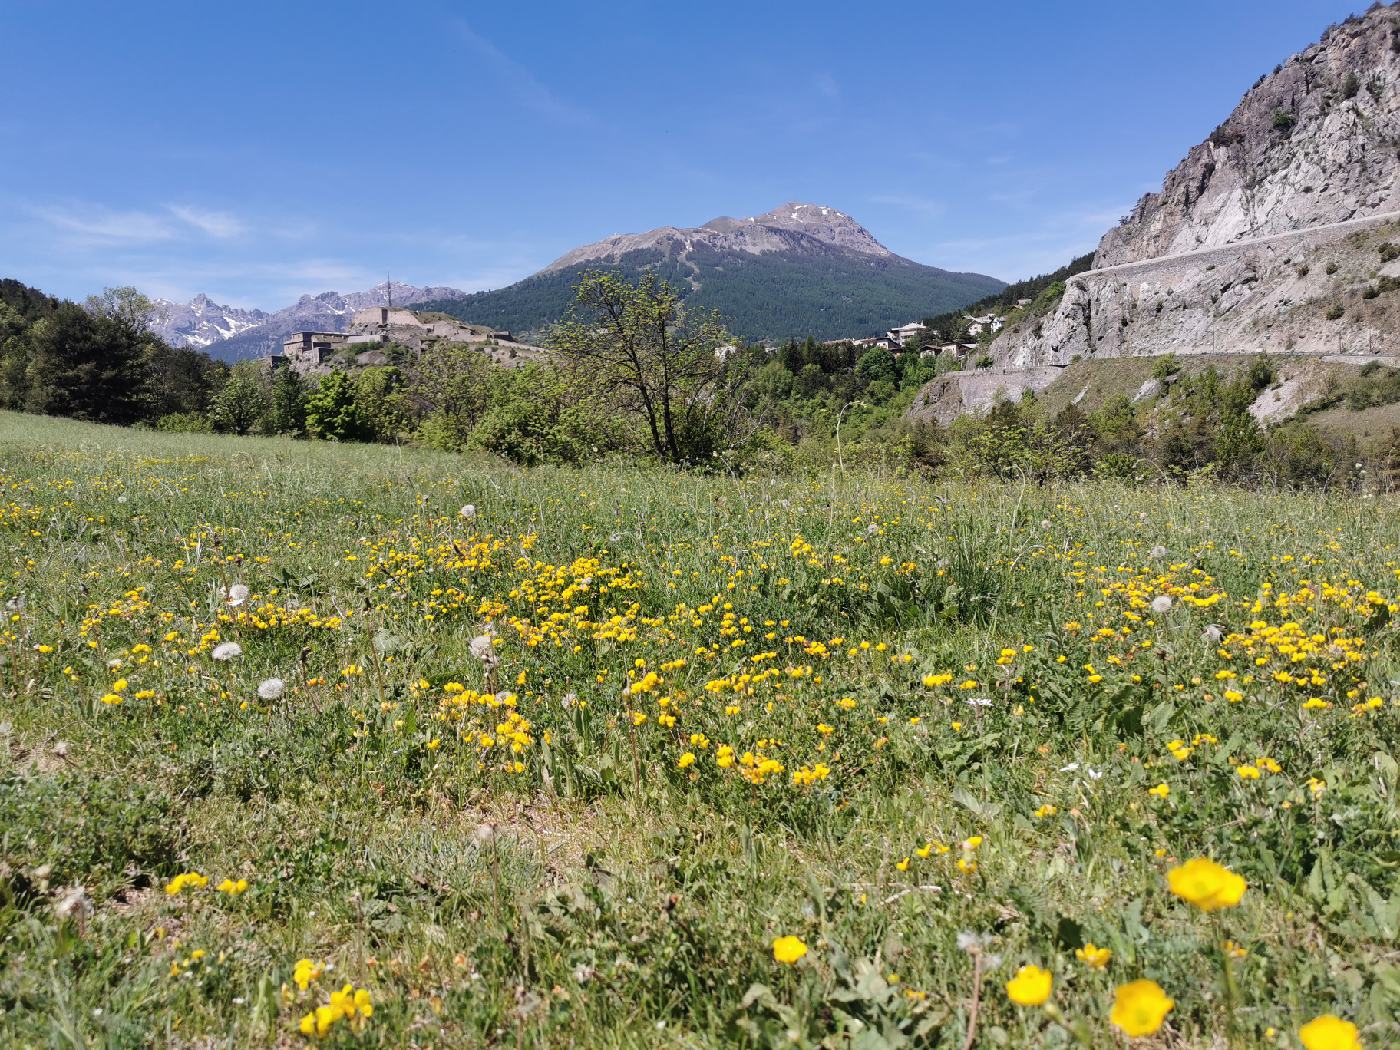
[305,371,372,442]
[264,367,308,436]
[553,271,731,464]
[25,303,144,424]
[353,367,412,443]
[208,361,270,436]
[855,347,897,387]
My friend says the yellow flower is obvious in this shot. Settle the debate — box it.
[1034,803,1058,818]
[1236,765,1261,780]
[293,958,324,991]
[772,935,808,965]
[164,871,208,895]
[215,878,249,895]
[1075,943,1112,969]
[1148,783,1169,798]
[1109,979,1174,1038]
[677,751,696,769]
[1299,1014,1363,1050]
[1005,964,1053,1006]
[1167,857,1247,912]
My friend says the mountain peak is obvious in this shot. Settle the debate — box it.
[748,202,890,257]
[544,201,894,272]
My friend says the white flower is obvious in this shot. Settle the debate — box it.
[1150,595,1173,614]
[1058,762,1079,772]
[459,504,476,520]
[1202,624,1223,643]
[54,885,93,921]
[225,584,249,606]
[956,931,987,952]
[966,696,993,708]
[1149,544,1168,559]
[257,677,285,700]
[212,641,243,661]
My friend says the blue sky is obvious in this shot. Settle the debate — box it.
[0,0,1369,308]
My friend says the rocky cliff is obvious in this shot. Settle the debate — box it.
[990,3,1400,370]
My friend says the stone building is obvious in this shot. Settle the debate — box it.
[270,331,349,374]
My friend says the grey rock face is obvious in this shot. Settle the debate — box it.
[990,4,1400,369]
[1098,10,1400,266]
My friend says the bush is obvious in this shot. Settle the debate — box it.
[155,411,211,433]
[1271,109,1297,132]
[1152,354,1181,379]
[1326,303,1345,320]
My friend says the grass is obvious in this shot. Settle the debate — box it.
[0,410,1397,1048]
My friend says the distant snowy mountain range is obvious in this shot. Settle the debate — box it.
[151,282,466,362]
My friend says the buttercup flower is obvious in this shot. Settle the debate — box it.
[1167,857,1246,912]
[772,935,807,964]
[1299,1014,1363,1050]
[1005,964,1053,1006]
[1075,943,1112,969]
[1110,979,1174,1038]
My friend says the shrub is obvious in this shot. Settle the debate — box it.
[155,411,211,433]
[1152,354,1181,379]
[1271,109,1297,132]
[1326,303,1346,320]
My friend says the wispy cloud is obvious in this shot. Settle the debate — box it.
[36,205,177,245]
[167,204,245,239]
[34,201,250,245]
[451,21,597,129]
[870,193,947,220]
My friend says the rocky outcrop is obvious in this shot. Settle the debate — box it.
[988,3,1400,370]
[907,366,1066,425]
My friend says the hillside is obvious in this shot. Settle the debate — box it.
[420,203,1004,342]
[989,3,1400,369]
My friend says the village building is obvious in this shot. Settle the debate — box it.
[886,321,928,345]
[270,331,349,374]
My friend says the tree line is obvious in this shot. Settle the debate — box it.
[3,274,1397,489]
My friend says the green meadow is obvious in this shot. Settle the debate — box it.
[1,412,1396,1048]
